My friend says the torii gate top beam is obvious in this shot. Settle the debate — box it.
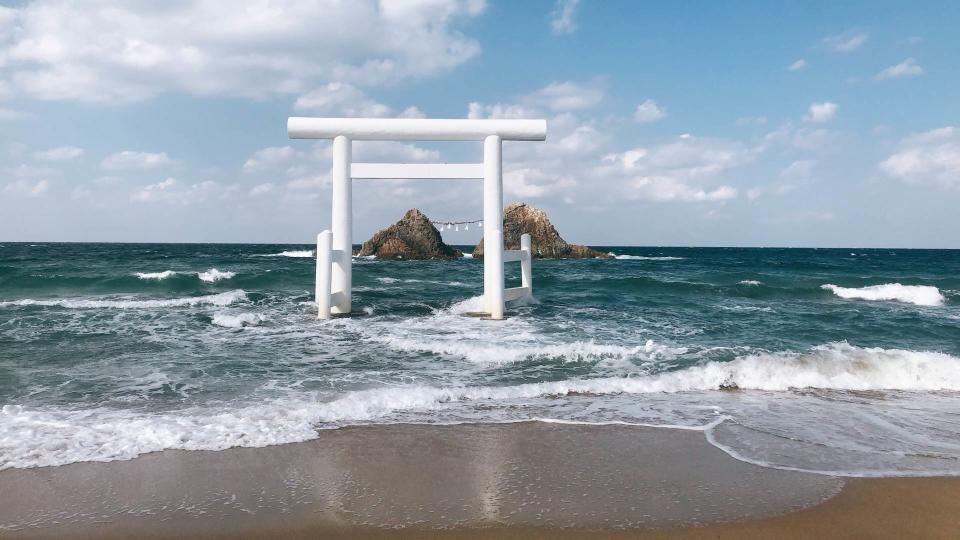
[288,117,547,141]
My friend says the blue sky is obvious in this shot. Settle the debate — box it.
[1,0,958,247]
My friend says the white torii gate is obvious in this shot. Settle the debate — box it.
[287,117,548,320]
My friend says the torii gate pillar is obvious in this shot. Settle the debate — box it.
[330,135,352,315]
[482,135,504,319]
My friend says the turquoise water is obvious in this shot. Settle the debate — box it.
[1,243,959,476]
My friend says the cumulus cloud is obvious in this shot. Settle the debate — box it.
[0,0,485,103]
[880,127,960,189]
[0,107,24,120]
[805,102,838,123]
[3,178,49,197]
[102,151,173,170]
[875,58,924,80]
[550,0,580,35]
[242,146,297,173]
[787,59,807,71]
[600,134,754,203]
[32,146,83,161]
[294,83,392,117]
[629,177,736,203]
[822,29,868,52]
[504,167,574,198]
[634,99,666,123]
[468,79,605,119]
[130,177,234,203]
[249,183,275,197]
[523,80,605,112]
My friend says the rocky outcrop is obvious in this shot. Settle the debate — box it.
[357,209,462,260]
[472,203,609,259]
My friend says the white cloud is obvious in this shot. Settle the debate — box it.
[102,151,173,170]
[875,58,924,80]
[249,183,275,197]
[242,146,297,173]
[0,0,485,103]
[398,106,426,119]
[630,177,736,203]
[468,102,540,120]
[33,146,84,161]
[130,178,177,202]
[523,80,605,112]
[468,79,605,119]
[3,178,49,197]
[634,99,666,123]
[0,107,24,120]
[601,134,754,203]
[822,29,868,52]
[294,82,392,117]
[779,159,816,181]
[130,177,234,203]
[805,102,838,123]
[504,167,574,198]
[787,59,807,71]
[550,0,580,35]
[880,127,960,189]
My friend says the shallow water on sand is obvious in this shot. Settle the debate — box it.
[1,243,959,475]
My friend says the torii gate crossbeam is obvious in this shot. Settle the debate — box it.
[288,117,547,320]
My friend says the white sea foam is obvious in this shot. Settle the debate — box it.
[3,343,959,470]
[198,268,236,282]
[377,335,687,365]
[257,250,313,258]
[0,290,248,309]
[610,254,685,261]
[211,312,265,328]
[738,280,763,286]
[135,270,178,280]
[462,253,474,259]
[821,283,945,306]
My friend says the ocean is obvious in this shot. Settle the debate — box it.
[1,243,959,477]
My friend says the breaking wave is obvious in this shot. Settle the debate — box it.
[821,283,945,306]
[610,253,685,261]
[135,270,178,280]
[2,342,957,470]
[0,290,248,309]
[198,268,236,282]
[211,312,265,328]
[256,250,313,258]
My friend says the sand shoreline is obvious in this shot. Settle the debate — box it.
[1,422,957,539]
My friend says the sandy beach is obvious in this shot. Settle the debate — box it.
[2,422,957,539]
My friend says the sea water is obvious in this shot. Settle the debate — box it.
[1,243,958,476]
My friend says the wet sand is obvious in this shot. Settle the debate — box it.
[0,422,957,539]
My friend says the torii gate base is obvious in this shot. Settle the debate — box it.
[289,117,547,321]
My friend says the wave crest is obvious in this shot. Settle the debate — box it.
[0,290,248,309]
[198,268,236,282]
[822,283,945,306]
[135,270,178,280]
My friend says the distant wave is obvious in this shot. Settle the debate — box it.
[609,253,685,261]
[135,270,178,280]
[738,280,763,286]
[3,342,957,470]
[821,283,945,306]
[211,311,265,328]
[255,250,313,258]
[198,268,235,283]
[0,290,247,309]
